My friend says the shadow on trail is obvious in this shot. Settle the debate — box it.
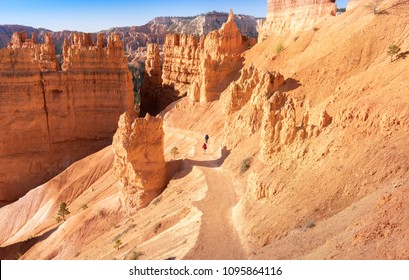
[168,146,231,181]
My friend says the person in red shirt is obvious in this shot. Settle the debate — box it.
[202,143,207,154]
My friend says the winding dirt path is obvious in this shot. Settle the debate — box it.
[165,126,246,259]
[184,165,246,259]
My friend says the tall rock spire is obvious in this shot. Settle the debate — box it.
[228,8,234,22]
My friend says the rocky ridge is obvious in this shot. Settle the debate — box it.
[0,12,261,61]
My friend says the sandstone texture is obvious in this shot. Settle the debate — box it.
[258,0,337,40]
[112,112,166,212]
[347,0,365,10]
[162,10,255,103]
[0,32,134,204]
[1,0,409,262]
[139,43,178,116]
[224,66,285,147]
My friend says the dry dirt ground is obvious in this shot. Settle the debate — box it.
[1,2,409,259]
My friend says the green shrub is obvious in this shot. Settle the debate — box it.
[387,44,400,62]
[57,202,70,221]
[114,239,122,250]
[275,43,284,54]
[240,157,252,174]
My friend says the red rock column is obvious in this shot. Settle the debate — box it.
[113,112,167,212]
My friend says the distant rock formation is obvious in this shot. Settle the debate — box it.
[113,112,166,212]
[258,0,337,41]
[162,10,255,104]
[112,12,260,59]
[0,13,261,61]
[0,32,134,204]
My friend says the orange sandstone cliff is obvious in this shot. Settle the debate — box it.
[139,43,179,116]
[1,1,409,261]
[162,10,255,104]
[258,0,337,41]
[112,112,166,212]
[0,32,134,205]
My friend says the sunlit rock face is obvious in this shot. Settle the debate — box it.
[0,32,134,204]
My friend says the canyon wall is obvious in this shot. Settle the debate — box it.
[222,65,332,158]
[258,0,337,41]
[139,43,163,116]
[0,32,134,204]
[162,34,201,97]
[113,112,166,212]
[139,43,181,116]
[162,10,254,104]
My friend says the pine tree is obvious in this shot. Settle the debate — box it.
[387,44,400,62]
[57,202,70,221]
[170,147,179,160]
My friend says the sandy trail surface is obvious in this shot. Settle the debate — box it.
[164,125,246,259]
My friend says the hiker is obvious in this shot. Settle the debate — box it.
[204,134,209,143]
[202,143,207,154]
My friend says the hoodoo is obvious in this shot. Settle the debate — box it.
[1,0,409,262]
[162,9,255,104]
[112,112,166,212]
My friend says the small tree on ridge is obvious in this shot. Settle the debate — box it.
[57,202,70,221]
[387,44,400,62]
[170,147,179,160]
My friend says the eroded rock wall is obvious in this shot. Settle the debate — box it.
[139,43,166,116]
[258,0,337,41]
[162,10,254,103]
[223,66,285,147]
[0,32,134,204]
[162,34,201,97]
[113,112,166,212]
[260,91,332,160]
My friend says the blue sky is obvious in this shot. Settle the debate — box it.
[0,0,350,32]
